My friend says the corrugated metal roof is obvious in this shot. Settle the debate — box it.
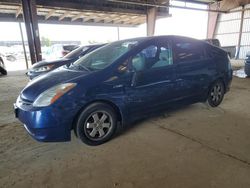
[177,0,250,11]
[0,0,170,26]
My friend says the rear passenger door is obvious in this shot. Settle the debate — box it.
[173,38,215,99]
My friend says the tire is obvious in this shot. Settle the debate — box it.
[0,59,7,75]
[207,80,225,107]
[75,103,117,146]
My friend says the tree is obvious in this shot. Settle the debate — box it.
[41,36,51,47]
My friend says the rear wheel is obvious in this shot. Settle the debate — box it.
[75,103,117,146]
[207,80,225,107]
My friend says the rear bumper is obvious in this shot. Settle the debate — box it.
[225,69,233,93]
[14,102,75,142]
[225,79,232,93]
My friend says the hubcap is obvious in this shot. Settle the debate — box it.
[84,111,112,140]
[210,84,223,103]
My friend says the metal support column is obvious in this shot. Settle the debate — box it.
[117,27,120,40]
[146,7,157,36]
[18,22,29,69]
[21,0,42,64]
[236,5,245,59]
[207,4,219,39]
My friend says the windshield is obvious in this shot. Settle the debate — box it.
[70,39,142,71]
[64,46,90,59]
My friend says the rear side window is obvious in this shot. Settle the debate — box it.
[174,40,205,63]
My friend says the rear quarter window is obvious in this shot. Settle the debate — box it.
[207,46,227,59]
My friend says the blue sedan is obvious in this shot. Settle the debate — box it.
[15,36,232,145]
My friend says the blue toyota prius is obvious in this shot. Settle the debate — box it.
[14,36,233,145]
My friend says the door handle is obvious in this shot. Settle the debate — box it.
[113,84,123,88]
[176,79,183,81]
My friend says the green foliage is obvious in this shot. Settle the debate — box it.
[41,36,51,47]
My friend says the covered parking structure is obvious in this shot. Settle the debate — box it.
[1,1,250,188]
[1,0,250,64]
[0,0,170,64]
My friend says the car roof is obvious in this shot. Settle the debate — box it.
[115,35,205,44]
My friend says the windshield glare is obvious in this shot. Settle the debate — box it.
[70,39,141,71]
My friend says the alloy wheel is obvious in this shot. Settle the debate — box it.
[84,111,113,141]
[210,83,223,103]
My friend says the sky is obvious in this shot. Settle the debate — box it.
[0,2,208,45]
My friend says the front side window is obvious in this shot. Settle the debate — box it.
[131,43,173,72]
[70,39,142,71]
[174,40,205,63]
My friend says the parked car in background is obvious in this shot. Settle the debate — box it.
[244,52,250,76]
[27,44,104,79]
[15,36,232,145]
[0,53,7,75]
[43,44,79,60]
[6,53,17,62]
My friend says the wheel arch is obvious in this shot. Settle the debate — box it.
[203,77,226,100]
[71,99,124,131]
[212,76,226,92]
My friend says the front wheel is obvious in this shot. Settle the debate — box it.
[75,103,117,146]
[207,80,225,107]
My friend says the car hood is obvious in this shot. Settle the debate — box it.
[21,67,90,102]
[31,58,73,69]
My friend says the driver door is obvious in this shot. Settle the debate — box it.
[125,39,177,117]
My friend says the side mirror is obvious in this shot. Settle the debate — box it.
[117,64,129,74]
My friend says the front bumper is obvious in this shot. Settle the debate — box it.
[14,100,77,142]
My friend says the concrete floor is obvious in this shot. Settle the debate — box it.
[0,71,250,188]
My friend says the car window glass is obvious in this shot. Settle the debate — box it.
[131,43,173,71]
[174,41,205,63]
[71,39,142,71]
[141,45,157,58]
[152,46,173,68]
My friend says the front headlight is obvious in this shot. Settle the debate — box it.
[33,83,76,107]
[33,65,54,73]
